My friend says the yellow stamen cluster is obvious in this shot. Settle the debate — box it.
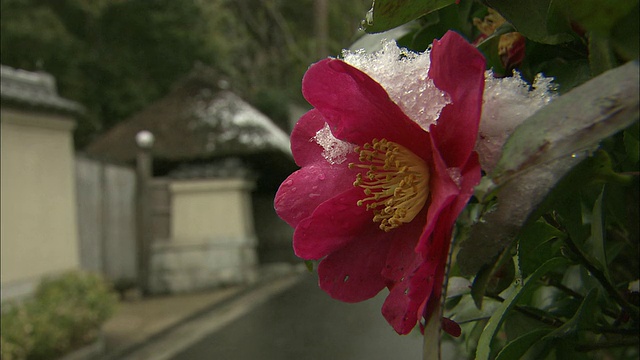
[349,139,430,232]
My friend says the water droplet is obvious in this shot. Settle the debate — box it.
[284,179,293,186]
[291,187,297,192]
[318,174,326,180]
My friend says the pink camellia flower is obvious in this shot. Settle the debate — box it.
[275,31,485,335]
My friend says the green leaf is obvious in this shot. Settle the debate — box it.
[624,122,640,164]
[362,0,455,33]
[447,276,472,298]
[518,220,565,278]
[588,32,618,77]
[557,0,639,35]
[471,246,515,308]
[610,3,640,61]
[495,328,552,360]
[475,257,568,360]
[458,62,638,275]
[584,188,610,280]
[484,0,574,44]
[476,24,510,74]
[304,260,314,272]
[543,288,599,339]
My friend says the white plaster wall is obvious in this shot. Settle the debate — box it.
[1,108,79,299]
[170,179,255,242]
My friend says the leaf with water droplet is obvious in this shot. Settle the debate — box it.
[458,61,639,275]
[362,0,456,34]
[492,61,639,184]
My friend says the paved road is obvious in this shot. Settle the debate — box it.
[171,273,423,360]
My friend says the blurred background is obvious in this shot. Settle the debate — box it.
[1,1,430,359]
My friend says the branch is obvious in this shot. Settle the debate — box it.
[486,294,565,328]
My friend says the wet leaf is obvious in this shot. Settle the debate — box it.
[495,328,552,360]
[543,288,599,339]
[458,155,582,275]
[304,260,314,272]
[557,0,638,35]
[447,276,472,298]
[457,61,640,274]
[471,245,515,309]
[610,3,640,61]
[584,188,610,280]
[624,122,640,164]
[588,32,618,76]
[475,257,568,360]
[484,0,574,44]
[362,0,455,33]
[492,60,640,184]
[518,220,565,278]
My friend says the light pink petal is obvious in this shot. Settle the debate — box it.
[275,162,359,228]
[292,187,373,260]
[302,58,430,160]
[429,31,486,168]
[317,234,391,303]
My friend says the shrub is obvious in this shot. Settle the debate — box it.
[0,271,118,360]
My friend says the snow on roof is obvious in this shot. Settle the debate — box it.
[0,64,83,114]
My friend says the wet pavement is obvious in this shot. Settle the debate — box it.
[171,273,423,360]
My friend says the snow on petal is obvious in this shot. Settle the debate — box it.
[342,40,451,131]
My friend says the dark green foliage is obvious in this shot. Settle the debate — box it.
[0,0,369,147]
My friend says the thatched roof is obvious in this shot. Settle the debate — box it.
[86,67,297,190]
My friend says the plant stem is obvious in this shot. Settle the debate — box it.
[486,294,565,328]
[546,275,620,319]
[575,337,640,351]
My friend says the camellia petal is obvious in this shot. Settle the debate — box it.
[429,31,486,168]
[274,30,486,335]
[317,234,392,303]
[302,58,430,160]
[293,187,372,260]
[275,109,361,228]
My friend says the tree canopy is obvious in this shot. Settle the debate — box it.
[1,0,369,147]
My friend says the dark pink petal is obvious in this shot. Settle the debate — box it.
[413,213,458,328]
[382,207,427,282]
[317,234,391,303]
[441,317,462,337]
[383,259,438,334]
[289,109,334,167]
[382,281,420,335]
[429,31,486,168]
[415,136,461,255]
[302,58,430,160]
[449,152,482,219]
[293,187,372,260]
